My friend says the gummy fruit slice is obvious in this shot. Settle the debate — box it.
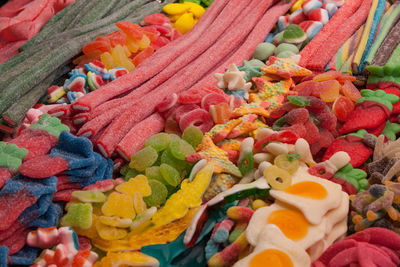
[169,136,196,160]
[129,146,158,171]
[179,109,214,133]
[145,133,171,152]
[159,163,181,187]
[182,126,203,149]
[143,180,168,207]
[201,93,228,112]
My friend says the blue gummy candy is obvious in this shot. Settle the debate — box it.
[226,90,246,99]
[205,239,219,260]
[1,175,57,198]
[19,193,53,225]
[51,131,95,169]
[29,202,62,228]
[10,246,40,265]
[0,246,8,266]
[66,152,103,177]
[212,229,229,243]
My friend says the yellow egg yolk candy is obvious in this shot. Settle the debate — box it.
[250,249,294,267]
[284,181,328,199]
[267,209,309,241]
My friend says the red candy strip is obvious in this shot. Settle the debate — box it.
[71,0,230,112]
[115,113,164,161]
[305,0,372,71]
[299,0,363,67]
[96,0,272,157]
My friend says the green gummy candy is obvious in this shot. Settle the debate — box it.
[229,229,243,243]
[276,43,299,55]
[253,42,276,61]
[182,126,204,149]
[201,0,213,6]
[71,190,107,203]
[160,163,181,187]
[124,168,142,181]
[287,95,311,106]
[0,142,28,172]
[143,179,168,207]
[130,146,158,171]
[161,148,190,175]
[283,24,306,44]
[145,133,171,152]
[357,89,399,111]
[169,136,196,160]
[145,166,167,185]
[120,164,130,176]
[277,50,296,58]
[273,31,284,45]
[61,203,93,229]
[247,59,266,67]
[29,113,70,138]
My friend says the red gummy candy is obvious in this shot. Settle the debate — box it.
[286,108,309,125]
[269,102,297,119]
[201,93,228,112]
[341,80,361,102]
[332,95,354,121]
[339,102,389,134]
[308,164,334,179]
[285,123,307,138]
[132,46,154,66]
[156,93,178,113]
[366,121,386,136]
[143,13,170,26]
[175,104,200,123]
[329,176,358,195]
[323,137,372,167]
[254,130,299,149]
[116,22,143,40]
[53,189,74,202]
[305,96,326,113]
[179,109,213,133]
[82,37,111,55]
[315,108,337,131]
[294,80,316,96]
[152,36,170,50]
[164,116,181,135]
[9,128,58,161]
[19,155,69,178]
[303,119,320,144]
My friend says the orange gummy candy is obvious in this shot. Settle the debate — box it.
[313,70,341,82]
[116,22,144,40]
[126,36,140,53]
[82,37,111,55]
[341,80,361,102]
[318,80,340,103]
[132,46,154,67]
[210,102,231,124]
[107,30,127,47]
[333,96,354,121]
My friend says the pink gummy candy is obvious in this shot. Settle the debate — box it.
[201,93,229,112]
[179,108,214,133]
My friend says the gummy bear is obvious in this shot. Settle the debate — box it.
[101,192,136,219]
[115,175,151,197]
[61,203,93,229]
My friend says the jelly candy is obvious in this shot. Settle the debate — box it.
[161,149,190,175]
[129,146,158,171]
[318,79,340,102]
[27,227,59,249]
[132,46,154,67]
[238,152,254,175]
[160,163,181,187]
[341,80,361,102]
[201,93,228,112]
[100,52,116,70]
[130,206,157,234]
[60,203,93,229]
[95,251,159,267]
[333,96,354,121]
[0,142,28,173]
[285,108,309,125]
[115,175,151,197]
[209,102,232,125]
[116,22,143,40]
[169,136,196,160]
[111,45,134,72]
[274,153,299,174]
[30,113,70,138]
[98,216,132,228]
[182,126,203,149]
[283,24,307,43]
[263,165,292,190]
[132,191,147,215]
[145,166,166,184]
[95,221,128,241]
[71,190,107,203]
[101,192,136,219]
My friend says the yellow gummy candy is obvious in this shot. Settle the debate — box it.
[100,52,116,70]
[168,14,181,23]
[115,175,151,197]
[101,192,136,219]
[182,2,205,18]
[111,45,135,72]
[96,251,159,267]
[174,13,195,35]
[162,3,190,15]
[129,207,199,249]
[95,221,128,241]
[133,191,147,215]
[138,34,150,50]
[151,163,214,226]
[92,238,132,252]
[290,0,307,12]
[99,216,132,228]
[126,36,140,53]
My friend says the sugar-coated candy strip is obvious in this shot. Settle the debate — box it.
[71,0,231,112]
[95,0,270,157]
[367,2,400,65]
[299,0,363,67]
[372,18,400,66]
[115,113,164,161]
[306,0,372,71]
[187,0,295,92]
[76,0,249,129]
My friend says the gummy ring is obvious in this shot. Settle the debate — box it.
[263,165,292,190]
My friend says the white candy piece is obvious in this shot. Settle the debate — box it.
[254,153,274,164]
[265,142,289,156]
[214,64,252,91]
[256,128,276,140]
[239,137,254,162]
[324,151,350,173]
[295,138,316,165]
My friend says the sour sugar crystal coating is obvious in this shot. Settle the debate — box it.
[129,146,158,171]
